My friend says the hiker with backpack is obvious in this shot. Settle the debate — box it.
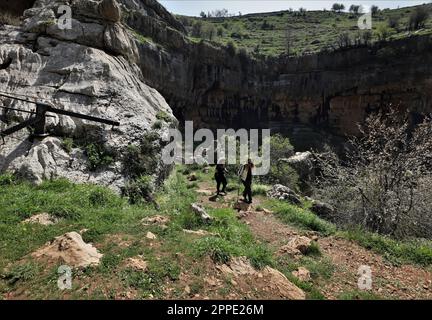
[239,158,254,204]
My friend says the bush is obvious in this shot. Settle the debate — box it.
[62,138,74,153]
[314,108,432,239]
[376,24,390,41]
[85,143,114,171]
[0,173,16,186]
[123,175,155,204]
[258,134,299,190]
[388,15,400,29]
[408,6,430,30]
[122,132,162,179]
[195,237,236,264]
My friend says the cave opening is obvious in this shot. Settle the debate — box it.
[0,0,36,17]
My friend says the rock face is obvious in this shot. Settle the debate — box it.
[267,184,302,205]
[0,0,174,191]
[31,231,103,267]
[98,0,121,22]
[118,3,432,149]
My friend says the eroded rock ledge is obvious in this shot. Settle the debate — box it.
[0,0,174,191]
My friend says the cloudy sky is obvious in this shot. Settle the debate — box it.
[159,0,430,16]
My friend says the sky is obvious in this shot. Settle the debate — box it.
[159,0,430,16]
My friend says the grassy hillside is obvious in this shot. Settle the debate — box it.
[177,4,432,56]
[1,166,432,299]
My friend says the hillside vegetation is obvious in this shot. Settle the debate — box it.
[177,4,432,56]
[1,165,432,299]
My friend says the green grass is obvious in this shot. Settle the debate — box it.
[0,169,198,298]
[178,4,432,57]
[266,199,336,236]
[342,228,432,267]
[266,198,432,267]
[191,207,274,269]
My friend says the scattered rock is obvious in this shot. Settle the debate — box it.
[310,200,336,219]
[31,232,102,268]
[196,189,213,196]
[217,257,305,300]
[236,211,253,219]
[279,236,313,256]
[204,277,220,287]
[267,184,301,205]
[292,267,311,282]
[262,208,273,215]
[141,215,170,226]
[124,256,148,271]
[191,203,212,224]
[183,229,215,236]
[22,213,58,226]
[146,232,157,240]
[184,285,191,295]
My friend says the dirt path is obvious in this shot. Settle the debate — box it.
[195,180,432,300]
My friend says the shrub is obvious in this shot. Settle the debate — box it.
[85,143,114,171]
[388,15,400,29]
[314,108,432,239]
[258,134,299,190]
[0,173,16,186]
[122,132,162,179]
[376,24,390,41]
[123,175,155,204]
[156,111,173,123]
[62,138,74,153]
[408,6,430,30]
[195,237,236,264]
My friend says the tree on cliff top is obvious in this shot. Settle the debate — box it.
[408,6,430,30]
[332,3,345,13]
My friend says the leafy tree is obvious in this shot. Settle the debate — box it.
[332,3,345,13]
[191,21,203,37]
[349,4,361,14]
[315,108,432,239]
[408,6,430,30]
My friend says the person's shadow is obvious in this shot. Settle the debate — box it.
[209,195,219,202]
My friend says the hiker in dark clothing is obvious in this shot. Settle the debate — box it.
[215,159,228,195]
[239,159,254,203]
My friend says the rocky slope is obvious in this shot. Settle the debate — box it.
[0,0,174,190]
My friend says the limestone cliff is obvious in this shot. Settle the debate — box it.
[119,1,432,149]
[0,0,174,190]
